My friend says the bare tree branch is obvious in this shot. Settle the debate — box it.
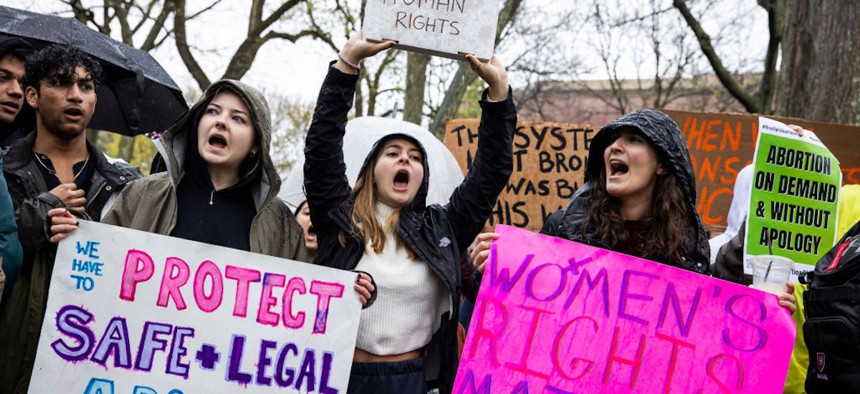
[754,0,784,114]
[140,1,174,51]
[260,0,305,31]
[428,0,524,135]
[172,0,211,90]
[673,0,761,112]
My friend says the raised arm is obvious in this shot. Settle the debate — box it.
[445,55,516,252]
[303,33,394,233]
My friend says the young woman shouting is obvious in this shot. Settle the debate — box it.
[303,33,516,394]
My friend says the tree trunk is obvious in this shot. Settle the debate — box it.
[429,67,476,138]
[118,136,136,162]
[428,0,523,136]
[173,0,212,90]
[221,39,265,81]
[673,0,785,114]
[403,53,430,124]
[777,0,860,125]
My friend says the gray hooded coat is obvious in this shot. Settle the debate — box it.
[101,79,306,261]
[555,109,710,274]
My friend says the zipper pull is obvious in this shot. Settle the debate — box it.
[209,189,214,205]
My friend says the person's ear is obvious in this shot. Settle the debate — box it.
[25,86,39,109]
[656,163,667,175]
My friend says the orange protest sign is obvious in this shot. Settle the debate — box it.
[445,111,860,233]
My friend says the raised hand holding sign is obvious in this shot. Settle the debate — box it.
[363,0,500,61]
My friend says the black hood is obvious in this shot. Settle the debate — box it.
[561,108,710,273]
[355,133,430,210]
[586,109,698,211]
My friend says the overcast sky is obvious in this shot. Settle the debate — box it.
[4,0,769,106]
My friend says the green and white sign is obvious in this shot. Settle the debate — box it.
[744,117,841,280]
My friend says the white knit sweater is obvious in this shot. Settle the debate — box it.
[354,202,447,355]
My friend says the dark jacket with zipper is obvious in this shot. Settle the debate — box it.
[0,130,141,393]
[553,109,710,274]
[304,65,515,394]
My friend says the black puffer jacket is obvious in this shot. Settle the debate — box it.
[555,109,710,274]
[304,65,515,393]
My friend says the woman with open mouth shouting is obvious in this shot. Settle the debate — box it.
[470,110,712,277]
[551,109,711,273]
[294,199,317,264]
[48,80,308,264]
[303,32,516,394]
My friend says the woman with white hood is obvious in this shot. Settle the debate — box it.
[303,33,516,394]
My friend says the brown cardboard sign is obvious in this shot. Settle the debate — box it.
[445,112,860,233]
[445,120,593,231]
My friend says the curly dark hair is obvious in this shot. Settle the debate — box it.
[580,143,691,267]
[4,47,30,63]
[22,44,103,91]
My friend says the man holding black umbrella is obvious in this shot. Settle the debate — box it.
[0,44,142,392]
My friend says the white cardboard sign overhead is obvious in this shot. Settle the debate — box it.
[364,0,499,61]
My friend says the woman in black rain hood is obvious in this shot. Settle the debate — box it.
[556,109,710,273]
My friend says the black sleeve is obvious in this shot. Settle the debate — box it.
[444,87,516,252]
[303,64,359,245]
[539,209,565,236]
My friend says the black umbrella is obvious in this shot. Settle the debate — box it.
[0,5,187,136]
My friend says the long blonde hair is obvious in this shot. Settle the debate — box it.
[338,150,413,257]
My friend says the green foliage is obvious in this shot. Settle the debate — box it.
[455,78,487,119]
[93,131,158,175]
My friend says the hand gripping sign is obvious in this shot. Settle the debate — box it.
[363,0,500,61]
[744,117,841,280]
[456,225,796,394]
[31,221,361,394]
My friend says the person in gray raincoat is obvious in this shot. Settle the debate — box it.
[50,79,307,261]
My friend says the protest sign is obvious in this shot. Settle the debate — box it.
[743,117,841,279]
[364,0,499,61]
[444,120,592,231]
[445,113,860,233]
[456,225,796,393]
[30,221,361,394]
[665,110,860,231]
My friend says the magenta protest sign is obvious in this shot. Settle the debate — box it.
[456,225,796,394]
[31,221,360,393]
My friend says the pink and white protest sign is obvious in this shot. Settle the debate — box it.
[31,221,361,393]
[456,225,796,394]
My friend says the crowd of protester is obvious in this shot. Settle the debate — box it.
[0,26,856,394]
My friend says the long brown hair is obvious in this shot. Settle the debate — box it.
[581,155,691,266]
[338,150,412,256]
